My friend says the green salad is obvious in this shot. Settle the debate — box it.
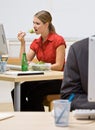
[28,29,35,34]
[28,61,51,71]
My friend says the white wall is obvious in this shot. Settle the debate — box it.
[51,0,95,38]
[0,0,52,39]
[0,0,95,39]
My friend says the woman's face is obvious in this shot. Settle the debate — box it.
[33,16,48,35]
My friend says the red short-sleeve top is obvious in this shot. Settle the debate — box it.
[30,33,66,64]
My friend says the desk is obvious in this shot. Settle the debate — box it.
[0,71,63,111]
[0,112,95,130]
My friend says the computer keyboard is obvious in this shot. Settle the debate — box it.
[6,64,21,71]
[72,109,95,120]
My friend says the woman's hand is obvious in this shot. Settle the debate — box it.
[18,31,26,59]
[17,31,26,44]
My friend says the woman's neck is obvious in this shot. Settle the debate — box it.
[41,30,49,43]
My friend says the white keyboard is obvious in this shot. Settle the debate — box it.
[72,109,95,119]
[0,112,14,121]
[6,64,21,71]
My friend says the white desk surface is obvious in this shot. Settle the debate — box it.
[0,112,95,130]
[0,70,63,82]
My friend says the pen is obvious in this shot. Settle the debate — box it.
[68,93,75,102]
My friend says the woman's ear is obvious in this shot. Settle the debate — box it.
[45,22,49,28]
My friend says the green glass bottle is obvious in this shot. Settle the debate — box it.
[21,52,28,71]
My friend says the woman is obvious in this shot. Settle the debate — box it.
[12,10,66,111]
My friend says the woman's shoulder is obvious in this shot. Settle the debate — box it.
[51,33,65,40]
[50,33,66,47]
[50,33,66,44]
[32,36,41,43]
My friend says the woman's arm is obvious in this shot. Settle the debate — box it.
[17,31,26,59]
[27,49,36,63]
[17,31,35,62]
[51,45,65,71]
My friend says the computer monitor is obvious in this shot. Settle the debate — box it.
[0,24,8,61]
[88,36,95,102]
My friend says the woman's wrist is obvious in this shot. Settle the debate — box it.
[21,39,25,45]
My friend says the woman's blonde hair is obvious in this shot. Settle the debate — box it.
[34,10,56,33]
